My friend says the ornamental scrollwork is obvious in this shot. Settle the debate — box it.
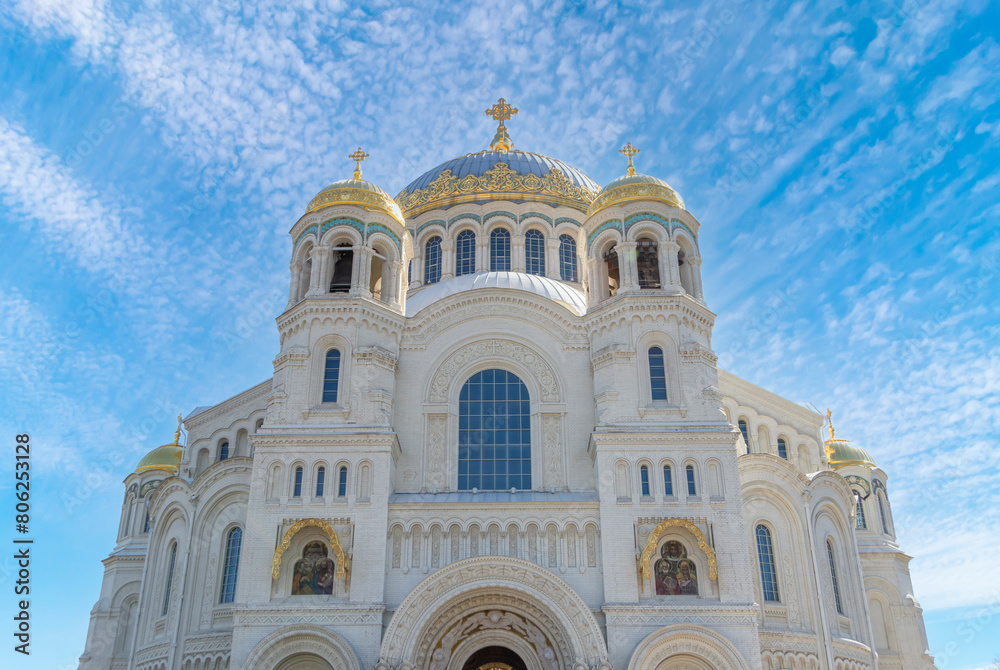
[638,518,718,583]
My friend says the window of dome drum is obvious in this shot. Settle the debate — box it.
[558,234,578,282]
[329,245,353,293]
[738,419,750,453]
[219,441,229,461]
[456,230,476,276]
[855,492,867,529]
[490,228,511,272]
[424,236,442,284]
[637,239,661,289]
[778,437,788,459]
[458,369,531,491]
[525,229,545,275]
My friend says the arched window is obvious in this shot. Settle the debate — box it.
[219,527,242,604]
[162,541,177,616]
[738,419,750,453]
[558,234,578,282]
[648,347,667,401]
[755,524,780,601]
[458,369,531,491]
[329,244,353,293]
[338,466,348,497]
[855,492,867,529]
[293,467,303,498]
[662,465,673,496]
[143,510,150,534]
[678,247,694,295]
[777,437,788,459]
[685,465,696,496]
[490,228,511,271]
[640,465,650,496]
[322,349,341,403]
[604,245,620,297]
[315,467,325,497]
[877,491,890,534]
[827,540,844,615]
[219,441,229,461]
[424,236,442,284]
[525,230,545,275]
[456,230,476,276]
[636,238,661,289]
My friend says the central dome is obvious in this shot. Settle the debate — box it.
[405,271,587,316]
[395,150,599,218]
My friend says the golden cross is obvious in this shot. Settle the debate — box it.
[826,408,835,440]
[486,98,519,128]
[619,142,640,176]
[173,414,183,445]
[348,147,369,179]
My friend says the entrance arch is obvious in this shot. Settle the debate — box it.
[462,645,528,670]
[627,624,750,670]
[242,624,362,670]
[275,654,334,670]
[376,556,609,670]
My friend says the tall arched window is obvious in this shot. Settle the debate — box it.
[685,465,696,496]
[490,228,511,271]
[636,238,661,289]
[558,234,578,282]
[777,437,788,459]
[219,441,229,461]
[648,347,667,401]
[458,369,530,491]
[827,540,844,615]
[456,230,476,276]
[322,349,341,403]
[162,541,177,616]
[738,419,750,453]
[219,527,242,604]
[662,465,673,496]
[755,524,780,602]
[293,467,303,498]
[525,230,545,275]
[424,236,442,284]
[640,465,650,496]
[855,492,867,529]
[338,466,348,497]
[315,467,325,497]
[876,491,890,534]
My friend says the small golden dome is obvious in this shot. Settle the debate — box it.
[134,415,184,475]
[824,409,876,469]
[587,144,684,219]
[305,147,406,226]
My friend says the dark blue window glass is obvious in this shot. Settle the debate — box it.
[738,419,750,453]
[322,349,341,403]
[777,438,788,459]
[162,542,177,616]
[525,230,545,276]
[559,234,578,282]
[648,347,667,401]
[490,228,511,271]
[456,230,476,276]
[219,441,229,461]
[855,493,867,529]
[755,525,779,602]
[827,540,844,615]
[663,465,673,496]
[338,466,348,497]
[293,467,303,497]
[640,465,650,496]
[424,236,442,284]
[219,527,242,604]
[315,467,325,497]
[686,465,696,496]
[458,369,531,491]
[877,491,890,534]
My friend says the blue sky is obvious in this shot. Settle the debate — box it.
[0,0,998,667]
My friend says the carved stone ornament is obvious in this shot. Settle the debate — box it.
[428,339,559,403]
[272,518,349,581]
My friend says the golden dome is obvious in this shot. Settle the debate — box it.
[586,173,685,219]
[305,147,406,226]
[134,415,184,475]
[824,409,876,469]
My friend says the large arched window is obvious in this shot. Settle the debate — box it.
[162,541,177,616]
[755,525,779,602]
[738,419,750,453]
[458,369,530,491]
[777,437,788,459]
[322,349,341,403]
[490,228,511,271]
[456,230,476,276]
[525,229,545,276]
[219,527,242,604]
[558,234,578,282]
[648,347,667,401]
[855,492,867,529]
[424,236,442,284]
[827,539,844,615]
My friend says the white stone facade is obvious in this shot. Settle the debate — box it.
[78,143,935,670]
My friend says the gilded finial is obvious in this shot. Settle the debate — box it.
[826,408,835,441]
[486,97,519,152]
[348,147,369,179]
[173,414,183,446]
[620,142,640,177]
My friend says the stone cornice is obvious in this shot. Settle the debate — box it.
[185,380,272,430]
[585,294,715,335]
[718,369,824,436]
[191,458,252,496]
[278,298,405,341]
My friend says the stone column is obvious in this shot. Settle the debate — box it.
[409,255,422,289]
[661,240,682,294]
[477,235,489,273]
[287,262,301,305]
[616,241,638,293]
[690,257,705,301]
[307,246,329,296]
[441,239,455,279]
[387,260,403,309]
[512,233,525,273]
[546,236,561,279]
[352,246,374,298]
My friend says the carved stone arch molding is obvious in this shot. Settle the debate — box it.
[242,624,361,670]
[627,624,751,670]
[427,338,560,403]
[377,556,609,669]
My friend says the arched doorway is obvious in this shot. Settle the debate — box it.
[462,645,528,670]
[275,653,334,670]
[654,654,714,670]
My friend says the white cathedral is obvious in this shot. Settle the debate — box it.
[79,101,936,670]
